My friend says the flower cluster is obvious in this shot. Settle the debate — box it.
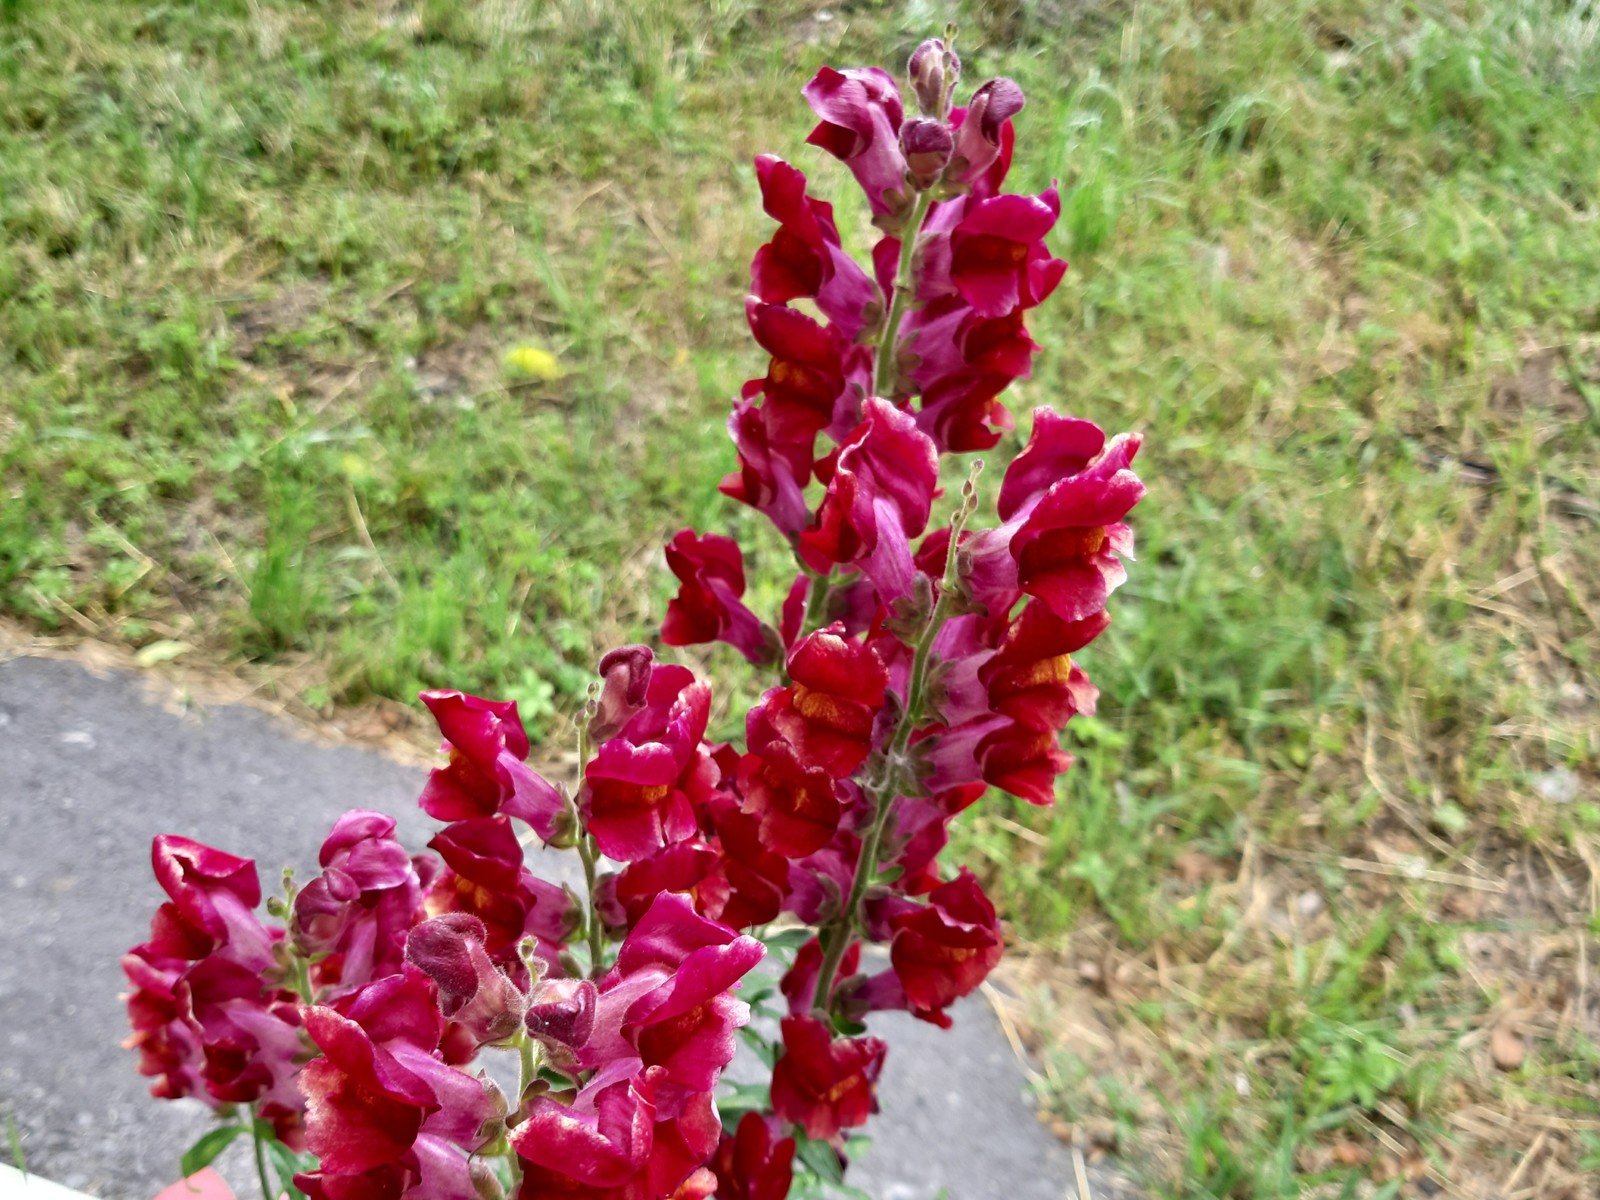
[124,33,1143,1200]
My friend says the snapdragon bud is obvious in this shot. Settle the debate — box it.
[951,77,1025,185]
[900,117,954,189]
[908,37,960,116]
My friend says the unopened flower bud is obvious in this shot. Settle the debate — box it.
[588,644,654,742]
[405,914,528,1047]
[525,977,598,1067]
[908,37,960,116]
[900,117,954,189]
[951,77,1025,185]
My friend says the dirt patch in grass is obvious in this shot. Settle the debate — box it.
[995,833,1600,1198]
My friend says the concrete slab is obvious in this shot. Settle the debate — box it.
[0,655,1135,1200]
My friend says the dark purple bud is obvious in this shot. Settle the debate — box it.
[952,78,1025,184]
[908,38,961,117]
[406,914,527,1047]
[900,117,954,189]
[524,977,598,1065]
[589,644,654,742]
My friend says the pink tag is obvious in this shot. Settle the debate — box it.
[151,1169,236,1200]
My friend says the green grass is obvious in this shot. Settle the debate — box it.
[3,0,1599,1196]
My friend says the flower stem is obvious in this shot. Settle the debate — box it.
[801,568,833,634]
[872,187,937,399]
[811,474,980,1011]
[576,832,606,979]
[572,719,609,980]
[248,1105,274,1200]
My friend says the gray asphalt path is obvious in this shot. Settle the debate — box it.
[0,655,1133,1200]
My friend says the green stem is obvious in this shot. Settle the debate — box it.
[802,567,833,634]
[872,188,937,399]
[292,954,313,1006]
[811,488,976,1011]
[577,832,606,978]
[248,1105,275,1200]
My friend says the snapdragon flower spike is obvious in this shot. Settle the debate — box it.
[661,531,778,666]
[711,1113,796,1200]
[296,967,503,1200]
[295,809,424,993]
[769,1016,886,1143]
[583,664,716,863]
[425,817,577,971]
[582,893,764,1108]
[798,397,939,604]
[511,1063,722,1200]
[803,66,911,230]
[751,156,881,341]
[418,690,566,843]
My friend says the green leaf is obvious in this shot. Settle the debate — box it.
[264,1136,313,1200]
[794,1135,844,1184]
[180,1125,246,1178]
[6,1113,27,1176]
[761,928,816,954]
[717,1080,771,1117]
[737,1025,778,1067]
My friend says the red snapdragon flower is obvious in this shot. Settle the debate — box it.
[749,625,888,780]
[798,397,939,603]
[662,531,778,666]
[151,835,276,972]
[976,721,1075,806]
[583,664,717,863]
[512,1064,721,1200]
[581,893,764,1106]
[296,968,503,1200]
[885,869,1003,1027]
[738,740,843,859]
[711,1113,796,1200]
[745,301,870,446]
[295,810,424,994]
[424,816,577,970]
[751,155,881,341]
[996,411,1145,625]
[803,67,910,229]
[949,78,1025,186]
[770,1016,886,1142]
[721,396,817,538]
[418,690,566,843]
[177,956,306,1141]
[977,601,1106,733]
[122,945,211,1104]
